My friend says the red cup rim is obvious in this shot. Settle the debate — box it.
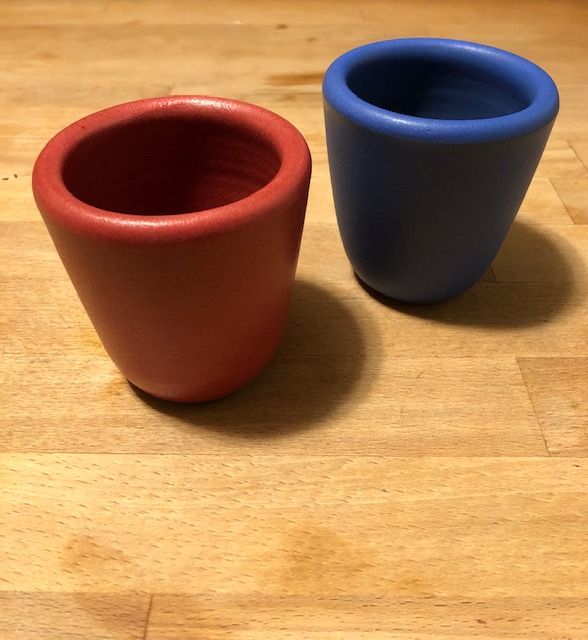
[32,95,311,243]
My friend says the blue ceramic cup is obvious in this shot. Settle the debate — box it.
[323,38,559,303]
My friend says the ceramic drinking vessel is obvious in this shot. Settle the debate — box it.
[33,96,311,402]
[323,38,559,303]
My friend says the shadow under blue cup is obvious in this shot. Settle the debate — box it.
[323,38,559,303]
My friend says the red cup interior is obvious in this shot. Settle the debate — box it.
[62,114,282,216]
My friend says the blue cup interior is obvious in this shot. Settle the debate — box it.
[347,56,532,120]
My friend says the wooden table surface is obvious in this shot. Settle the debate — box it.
[1,1,587,638]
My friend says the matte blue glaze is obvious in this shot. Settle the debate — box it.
[323,38,559,303]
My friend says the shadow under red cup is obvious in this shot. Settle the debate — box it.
[33,96,311,402]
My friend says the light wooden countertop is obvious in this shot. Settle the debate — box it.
[1,1,586,638]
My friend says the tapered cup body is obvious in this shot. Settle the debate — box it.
[323,38,558,302]
[33,96,311,401]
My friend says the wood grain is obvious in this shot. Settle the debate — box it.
[1,0,587,638]
[2,455,586,595]
[0,354,547,456]
[0,592,150,640]
[148,594,588,640]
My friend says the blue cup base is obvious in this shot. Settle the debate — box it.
[355,272,481,305]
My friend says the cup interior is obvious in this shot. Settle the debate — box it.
[346,55,532,120]
[62,115,281,215]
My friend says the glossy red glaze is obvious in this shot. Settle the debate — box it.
[33,96,311,402]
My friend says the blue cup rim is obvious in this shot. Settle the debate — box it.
[322,38,559,144]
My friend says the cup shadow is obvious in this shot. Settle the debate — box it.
[356,222,576,328]
[131,280,374,439]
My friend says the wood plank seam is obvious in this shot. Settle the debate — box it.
[516,357,551,456]
[142,594,154,640]
[568,140,588,173]
[547,177,578,224]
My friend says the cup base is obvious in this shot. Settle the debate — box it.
[128,380,242,404]
[128,373,258,404]
[125,345,278,404]
[354,272,476,305]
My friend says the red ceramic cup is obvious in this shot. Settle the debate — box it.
[33,96,311,402]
